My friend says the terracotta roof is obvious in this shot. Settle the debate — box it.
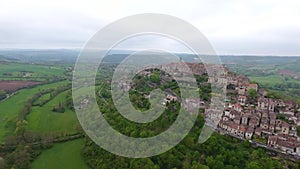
[268,135,278,142]
[281,122,290,128]
[246,127,254,133]
[295,142,300,148]
[239,125,247,132]
[238,95,247,99]
[248,83,258,87]
[255,127,262,132]
[231,123,239,130]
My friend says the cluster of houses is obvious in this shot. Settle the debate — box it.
[216,72,300,156]
[78,98,89,109]
[116,62,300,156]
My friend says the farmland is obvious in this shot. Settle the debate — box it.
[0,80,69,142]
[224,56,300,103]
[0,62,66,82]
[0,60,89,169]
[30,139,89,169]
[0,80,40,93]
[26,90,79,134]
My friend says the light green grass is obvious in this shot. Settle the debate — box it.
[30,139,89,169]
[0,62,65,81]
[26,90,78,134]
[0,80,69,143]
[248,75,284,86]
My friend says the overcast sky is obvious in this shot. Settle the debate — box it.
[0,0,300,55]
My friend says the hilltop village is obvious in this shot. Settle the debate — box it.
[125,62,300,156]
[217,70,300,156]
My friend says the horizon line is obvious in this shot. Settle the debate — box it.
[0,48,299,57]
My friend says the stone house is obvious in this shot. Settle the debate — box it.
[229,110,239,119]
[238,95,247,106]
[260,118,269,130]
[238,86,246,95]
[269,112,276,125]
[267,135,278,147]
[238,125,247,137]
[247,83,258,92]
[233,115,241,124]
[258,97,269,110]
[241,113,250,125]
[245,127,254,139]
[269,125,275,133]
[233,103,243,112]
[296,142,300,156]
[275,119,282,131]
[281,122,290,135]
[254,127,262,137]
[249,118,260,128]
[230,123,239,135]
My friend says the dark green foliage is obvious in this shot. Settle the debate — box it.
[52,101,65,113]
[277,114,288,122]
[82,114,284,169]
[297,126,300,136]
[150,72,160,84]
[247,89,258,104]
[0,90,6,100]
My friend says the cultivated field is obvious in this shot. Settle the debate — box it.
[0,80,40,92]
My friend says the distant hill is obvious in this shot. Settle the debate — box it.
[0,49,79,64]
[0,55,19,61]
[0,49,299,66]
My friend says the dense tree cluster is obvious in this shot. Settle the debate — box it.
[82,114,287,169]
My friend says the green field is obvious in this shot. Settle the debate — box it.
[0,62,65,81]
[249,75,285,86]
[0,80,69,142]
[26,90,79,134]
[30,139,89,169]
[33,93,51,105]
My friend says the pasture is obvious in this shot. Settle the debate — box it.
[0,62,66,81]
[30,139,89,169]
[0,80,69,143]
[26,90,79,134]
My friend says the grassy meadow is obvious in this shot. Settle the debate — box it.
[0,80,69,142]
[26,90,79,134]
[30,139,89,169]
[0,62,65,81]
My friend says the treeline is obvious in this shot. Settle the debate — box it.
[32,84,71,107]
[82,114,289,169]
[0,90,6,101]
[18,84,71,120]
[1,130,82,169]
[0,84,73,168]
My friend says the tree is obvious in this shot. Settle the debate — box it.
[0,90,6,100]
[15,120,28,136]
[150,72,160,83]
[245,161,262,169]
[247,89,258,104]
[0,157,7,169]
